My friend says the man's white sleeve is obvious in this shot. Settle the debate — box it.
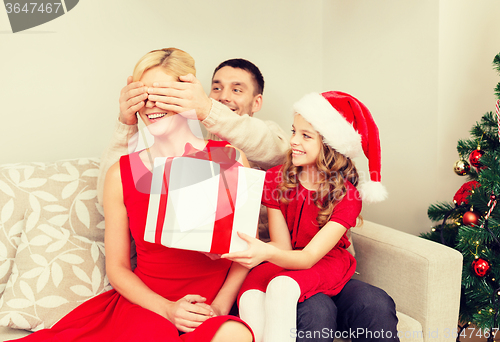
[202,99,289,170]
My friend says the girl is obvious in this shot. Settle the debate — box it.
[10,48,253,342]
[222,91,387,342]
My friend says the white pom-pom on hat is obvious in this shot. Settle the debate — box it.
[293,91,387,203]
[358,180,388,203]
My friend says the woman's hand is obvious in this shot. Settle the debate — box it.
[118,76,148,125]
[221,232,273,269]
[165,295,215,333]
[207,303,224,317]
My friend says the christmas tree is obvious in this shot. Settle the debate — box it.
[421,52,500,337]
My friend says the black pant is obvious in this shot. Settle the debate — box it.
[296,279,399,342]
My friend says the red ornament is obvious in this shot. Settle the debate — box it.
[472,258,491,277]
[453,180,480,206]
[462,211,480,226]
[469,149,485,168]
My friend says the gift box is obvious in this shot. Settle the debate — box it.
[144,146,266,254]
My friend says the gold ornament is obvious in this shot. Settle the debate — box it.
[454,159,470,176]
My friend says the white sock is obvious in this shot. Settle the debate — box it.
[263,276,301,342]
[239,290,266,342]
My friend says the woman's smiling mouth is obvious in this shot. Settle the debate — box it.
[147,113,167,119]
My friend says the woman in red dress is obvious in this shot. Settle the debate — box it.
[10,48,253,342]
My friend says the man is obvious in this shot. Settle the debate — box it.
[97,58,399,342]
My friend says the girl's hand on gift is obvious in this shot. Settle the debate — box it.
[221,232,273,269]
[165,294,215,333]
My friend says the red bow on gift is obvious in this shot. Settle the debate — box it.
[147,143,243,254]
[180,143,241,213]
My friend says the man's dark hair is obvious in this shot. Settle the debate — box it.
[212,58,264,95]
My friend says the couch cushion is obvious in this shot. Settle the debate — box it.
[0,212,110,331]
[0,311,423,342]
[0,325,31,339]
[0,158,103,297]
[333,311,422,342]
[396,311,423,342]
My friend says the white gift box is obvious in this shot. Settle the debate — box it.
[144,156,265,254]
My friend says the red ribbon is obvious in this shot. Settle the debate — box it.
[157,143,240,253]
[155,158,173,245]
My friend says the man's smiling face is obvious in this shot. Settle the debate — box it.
[209,66,262,117]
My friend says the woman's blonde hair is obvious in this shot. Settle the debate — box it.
[132,48,196,82]
[277,138,362,228]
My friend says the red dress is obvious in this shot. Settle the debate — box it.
[239,165,361,303]
[11,140,251,342]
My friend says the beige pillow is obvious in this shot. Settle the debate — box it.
[0,212,110,331]
[0,164,31,295]
[0,158,104,296]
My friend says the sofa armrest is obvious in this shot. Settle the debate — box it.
[351,221,462,342]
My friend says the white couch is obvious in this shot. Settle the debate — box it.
[0,158,462,341]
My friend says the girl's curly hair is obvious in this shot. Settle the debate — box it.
[277,139,361,227]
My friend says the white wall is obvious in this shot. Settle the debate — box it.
[0,0,322,162]
[1,0,500,236]
[323,0,440,235]
[322,0,500,235]
[437,0,500,206]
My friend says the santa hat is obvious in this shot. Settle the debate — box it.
[293,91,387,203]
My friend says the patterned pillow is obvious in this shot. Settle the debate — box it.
[0,158,104,296]
[0,212,110,331]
